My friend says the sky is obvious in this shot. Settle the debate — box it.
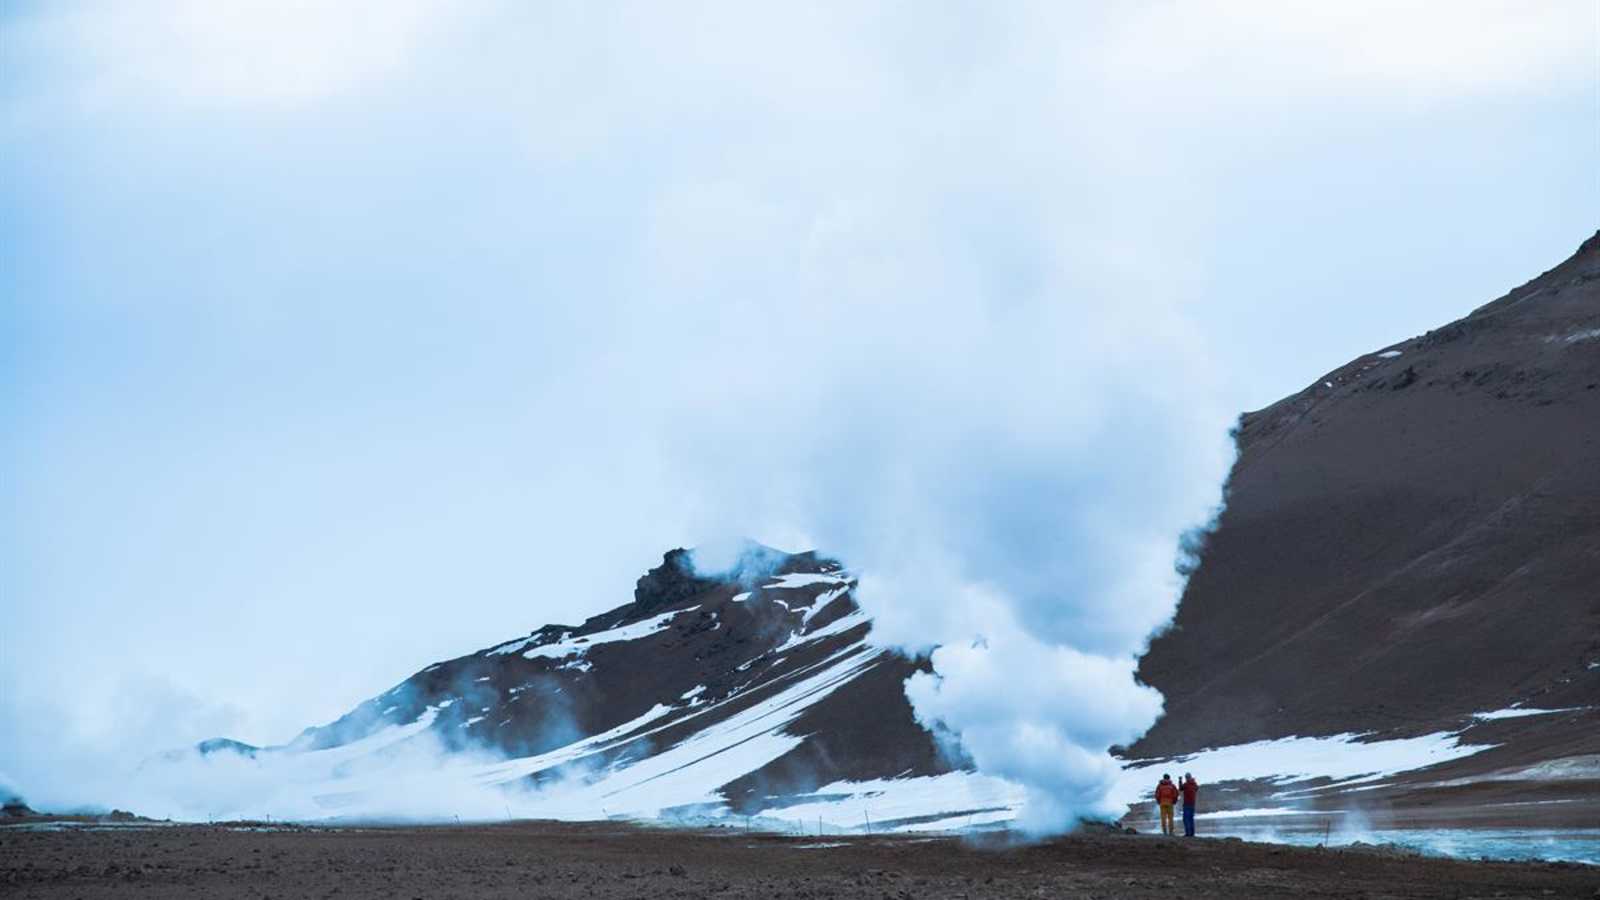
[1,1,1596,817]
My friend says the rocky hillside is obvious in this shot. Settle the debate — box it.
[1135,232,1600,781]
[187,547,1017,828]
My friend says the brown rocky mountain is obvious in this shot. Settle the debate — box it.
[1135,231,1600,789]
[182,547,1011,828]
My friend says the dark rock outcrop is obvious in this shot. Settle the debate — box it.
[633,548,717,613]
[196,738,259,758]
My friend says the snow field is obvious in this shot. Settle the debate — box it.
[1110,730,1492,810]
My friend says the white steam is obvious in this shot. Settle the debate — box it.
[0,1,1240,830]
[659,306,1235,833]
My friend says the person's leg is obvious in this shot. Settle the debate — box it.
[1159,804,1173,835]
[1183,804,1195,837]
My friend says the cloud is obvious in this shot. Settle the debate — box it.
[1099,1,1594,102]
[4,0,456,111]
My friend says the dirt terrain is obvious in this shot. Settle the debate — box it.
[3,820,1596,900]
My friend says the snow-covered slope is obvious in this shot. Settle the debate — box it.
[183,548,1018,829]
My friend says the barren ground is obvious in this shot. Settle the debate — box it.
[3,820,1597,900]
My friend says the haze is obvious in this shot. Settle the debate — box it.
[2,2,1594,814]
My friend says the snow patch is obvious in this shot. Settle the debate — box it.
[1474,706,1590,721]
[1112,731,1492,810]
[754,771,1023,833]
[774,610,871,653]
[472,643,886,819]
[1377,350,1403,359]
[488,631,569,657]
[764,572,848,590]
[801,585,851,626]
[517,608,697,661]
[1546,328,1600,344]
[1197,806,1313,820]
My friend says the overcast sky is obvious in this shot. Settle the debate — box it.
[3,1,1596,771]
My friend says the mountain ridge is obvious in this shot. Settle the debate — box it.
[179,546,1001,827]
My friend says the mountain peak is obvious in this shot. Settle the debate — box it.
[190,542,981,826]
[632,548,717,613]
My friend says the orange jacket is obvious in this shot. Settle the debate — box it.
[1155,780,1178,805]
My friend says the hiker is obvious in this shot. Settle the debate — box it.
[1155,773,1178,836]
[1180,772,1199,837]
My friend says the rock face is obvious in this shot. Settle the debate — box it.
[1135,232,1600,771]
[205,547,1015,827]
[195,739,259,758]
[632,548,718,613]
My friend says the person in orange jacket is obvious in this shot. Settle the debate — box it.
[1180,773,1199,837]
[1155,773,1179,835]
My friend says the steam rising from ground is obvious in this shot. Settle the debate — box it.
[0,681,595,823]
[667,292,1235,834]
[6,2,1588,829]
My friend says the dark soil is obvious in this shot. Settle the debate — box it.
[2,820,1596,899]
